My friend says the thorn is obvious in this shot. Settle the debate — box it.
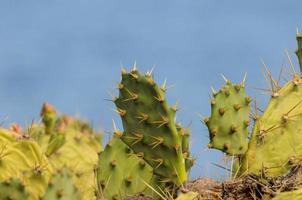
[132,61,137,72]
[146,65,155,77]
[136,112,149,123]
[122,93,139,102]
[297,27,301,36]
[220,74,230,84]
[292,74,300,86]
[233,104,241,111]
[202,117,209,125]
[245,97,252,105]
[219,108,226,115]
[112,119,123,137]
[211,99,216,105]
[211,86,217,95]
[151,158,164,169]
[244,120,250,127]
[149,136,164,149]
[120,63,127,75]
[125,133,143,146]
[210,128,217,136]
[117,83,124,90]
[113,108,126,117]
[152,115,169,128]
[110,160,117,167]
[161,78,167,91]
[271,92,280,98]
[171,101,179,112]
[230,125,237,134]
[242,73,247,85]
[154,94,165,102]
[285,49,296,75]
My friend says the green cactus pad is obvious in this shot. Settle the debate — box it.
[42,169,80,200]
[205,79,250,155]
[97,137,154,200]
[296,32,302,72]
[177,125,194,172]
[239,75,302,177]
[114,68,187,185]
[0,178,29,200]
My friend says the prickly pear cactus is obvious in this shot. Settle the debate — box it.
[238,74,302,177]
[205,78,251,155]
[114,67,187,185]
[0,178,29,200]
[97,137,154,200]
[42,169,81,200]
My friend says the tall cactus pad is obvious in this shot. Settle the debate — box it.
[0,178,29,200]
[205,79,250,155]
[115,68,187,184]
[296,32,302,72]
[239,75,302,176]
[42,169,80,200]
[97,137,154,200]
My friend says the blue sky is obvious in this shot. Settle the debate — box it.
[0,1,301,179]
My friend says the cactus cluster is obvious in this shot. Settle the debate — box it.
[3,33,302,200]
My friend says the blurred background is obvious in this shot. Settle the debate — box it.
[0,0,301,179]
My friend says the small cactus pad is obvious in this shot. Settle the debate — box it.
[42,169,80,200]
[114,68,187,184]
[0,178,29,200]
[176,125,194,171]
[239,75,302,177]
[97,137,154,200]
[205,79,250,155]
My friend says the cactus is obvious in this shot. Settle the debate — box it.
[97,137,154,200]
[42,168,81,200]
[114,67,187,185]
[204,77,251,155]
[0,178,29,200]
